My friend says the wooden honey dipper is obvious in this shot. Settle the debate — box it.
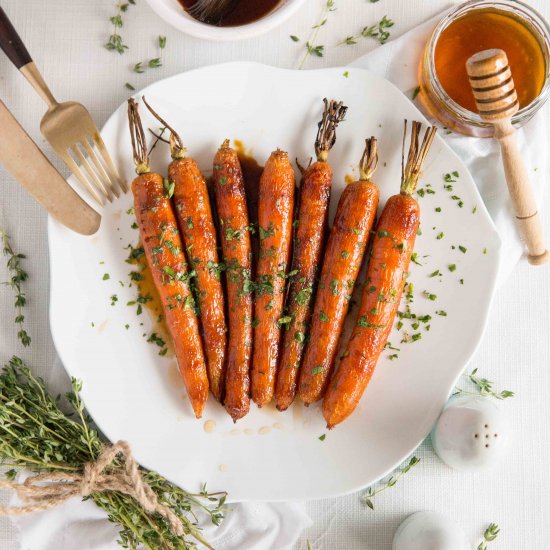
[466,49,549,265]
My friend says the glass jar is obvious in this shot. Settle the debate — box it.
[418,0,550,137]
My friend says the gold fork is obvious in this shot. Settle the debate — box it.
[0,7,127,206]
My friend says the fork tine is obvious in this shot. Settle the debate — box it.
[62,152,104,206]
[92,133,128,194]
[81,139,120,199]
[70,145,114,203]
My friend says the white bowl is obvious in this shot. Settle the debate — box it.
[144,0,307,41]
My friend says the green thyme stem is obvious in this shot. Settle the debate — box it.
[338,15,395,46]
[477,523,500,550]
[454,368,514,400]
[0,357,226,549]
[105,0,132,54]
[297,0,335,69]
[1,227,31,347]
[361,456,420,510]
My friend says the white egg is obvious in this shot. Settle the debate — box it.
[431,394,508,470]
[392,511,469,550]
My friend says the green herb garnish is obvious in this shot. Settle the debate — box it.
[1,229,31,347]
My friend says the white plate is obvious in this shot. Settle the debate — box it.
[48,62,501,502]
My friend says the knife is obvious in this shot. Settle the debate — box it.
[0,98,101,235]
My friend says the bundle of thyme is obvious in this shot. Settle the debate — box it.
[0,357,226,549]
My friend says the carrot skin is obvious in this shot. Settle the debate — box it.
[251,150,295,407]
[213,143,253,421]
[323,194,420,428]
[275,161,332,411]
[169,158,227,402]
[298,180,379,404]
[132,172,209,418]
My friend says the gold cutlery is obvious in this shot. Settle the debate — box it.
[0,6,126,206]
[0,98,101,235]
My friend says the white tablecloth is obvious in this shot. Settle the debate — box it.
[1,1,549,548]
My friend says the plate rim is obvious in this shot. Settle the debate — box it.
[47,61,503,502]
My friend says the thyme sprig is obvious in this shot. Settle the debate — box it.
[0,357,226,549]
[361,456,420,510]
[477,523,500,549]
[1,228,30,347]
[339,15,394,46]
[105,1,135,54]
[133,35,167,74]
[297,0,336,69]
[455,368,514,400]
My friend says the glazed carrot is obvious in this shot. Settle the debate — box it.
[128,99,208,418]
[143,99,227,402]
[275,99,347,411]
[212,140,254,421]
[251,149,295,407]
[323,121,437,428]
[298,139,380,405]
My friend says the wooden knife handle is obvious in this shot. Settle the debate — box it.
[0,6,32,69]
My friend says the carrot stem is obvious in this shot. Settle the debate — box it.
[400,120,437,196]
[359,137,378,181]
[142,96,187,160]
[127,98,150,175]
[315,98,347,162]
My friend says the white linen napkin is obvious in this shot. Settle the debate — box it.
[11,11,549,550]
[350,11,549,285]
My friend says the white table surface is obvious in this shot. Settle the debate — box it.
[1,1,549,548]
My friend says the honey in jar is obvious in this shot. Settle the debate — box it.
[435,9,545,113]
[419,1,550,137]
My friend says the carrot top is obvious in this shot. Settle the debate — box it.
[359,137,378,181]
[128,98,151,175]
[142,96,187,161]
[400,120,437,196]
[314,98,347,162]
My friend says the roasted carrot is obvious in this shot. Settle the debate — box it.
[275,99,347,411]
[251,149,295,407]
[128,99,209,418]
[323,121,437,428]
[212,140,254,421]
[298,139,380,405]
[143,99,227,402]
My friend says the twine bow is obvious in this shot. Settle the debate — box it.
[0,441,184,537]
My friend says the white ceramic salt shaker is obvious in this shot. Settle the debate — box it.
[431,394,508,470]
[392,511,469,550]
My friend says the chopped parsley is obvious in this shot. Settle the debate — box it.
[163,178,175,198]
[259,222,276,240]
[357,316,385,329]
[277,316,293,327]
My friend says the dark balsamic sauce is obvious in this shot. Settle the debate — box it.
[179,0,281,27]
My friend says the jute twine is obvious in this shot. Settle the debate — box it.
[0,440,184,537]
